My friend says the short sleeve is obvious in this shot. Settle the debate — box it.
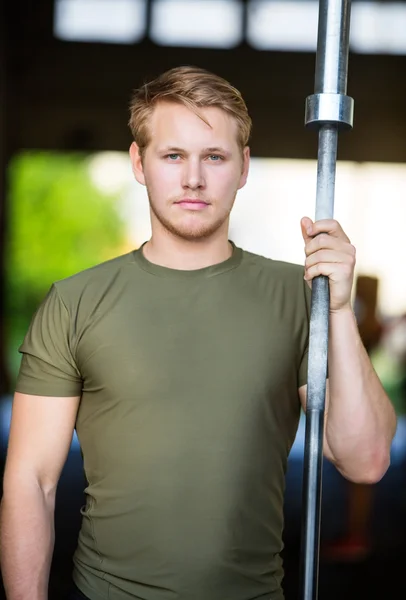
[298,276,311,388]
[16,284,83,397]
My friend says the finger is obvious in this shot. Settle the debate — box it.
[304,262,337,281]
[304,261,354,281]
[306,219,351,242]
[300,217,314,244]
[304,234,356,257]
[305,249,349,269]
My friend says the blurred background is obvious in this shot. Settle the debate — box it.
[1,1,406,598]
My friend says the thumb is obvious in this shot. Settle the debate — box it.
[301,216,314,243]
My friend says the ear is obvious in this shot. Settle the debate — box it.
[238,146,250,190]
[129,142,146,186]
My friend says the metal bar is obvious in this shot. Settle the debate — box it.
[299,1,354,599]
[315,0,351,95]
[314,126,338,221]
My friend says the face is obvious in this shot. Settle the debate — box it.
[130,102,250,242]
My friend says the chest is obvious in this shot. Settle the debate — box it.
[75,283,298,401]
[74,279,303,475]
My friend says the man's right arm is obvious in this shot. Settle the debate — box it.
[0,392,81,600]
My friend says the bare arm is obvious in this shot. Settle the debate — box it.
[328,307,395,481]
[299,308,396,484]
[0,392,80,600]
[299,217,397,484]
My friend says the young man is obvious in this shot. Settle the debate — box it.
[0,66,396,600]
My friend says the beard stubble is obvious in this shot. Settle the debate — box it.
[148,194,234,242]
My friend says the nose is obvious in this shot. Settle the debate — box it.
[182,157,205,190]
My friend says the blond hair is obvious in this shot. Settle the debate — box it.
[128,66,252,157]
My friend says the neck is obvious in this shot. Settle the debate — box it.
[142,228,232,271]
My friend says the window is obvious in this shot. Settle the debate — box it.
[247,0,318,52]
[247,0,406,55]
[150,0,244,48]
[351,2,406,55]
[54,0,147,44]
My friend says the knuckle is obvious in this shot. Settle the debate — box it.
[347,253,356,268]
[343,262,353,275]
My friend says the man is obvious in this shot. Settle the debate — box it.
[0,66,396,600]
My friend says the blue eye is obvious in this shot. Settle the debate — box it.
[209,155,223,161]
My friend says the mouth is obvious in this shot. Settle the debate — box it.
[175,199,210,210]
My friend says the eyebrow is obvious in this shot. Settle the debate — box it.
[159,146,232,158]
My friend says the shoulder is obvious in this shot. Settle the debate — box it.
[238,247,310,319]
[240,247,305,280]
[53,251,135,307]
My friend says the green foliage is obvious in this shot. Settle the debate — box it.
[5,151,127,384]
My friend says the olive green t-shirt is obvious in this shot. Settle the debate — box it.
[16,243,310,600]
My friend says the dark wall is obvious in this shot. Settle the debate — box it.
[4,0,406,162]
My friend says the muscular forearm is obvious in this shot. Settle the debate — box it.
[326,306,397,482]
[0,479,55,600]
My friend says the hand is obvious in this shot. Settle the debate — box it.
[301,217,356,313]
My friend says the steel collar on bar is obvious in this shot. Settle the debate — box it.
[305,93,354,129]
